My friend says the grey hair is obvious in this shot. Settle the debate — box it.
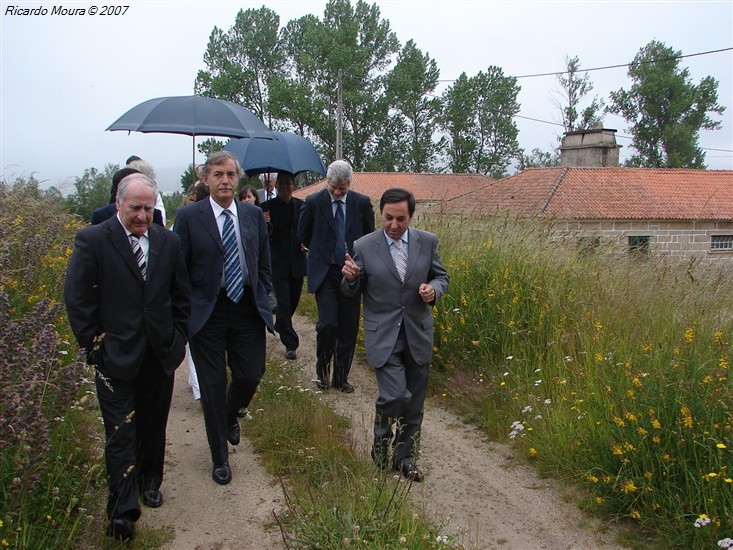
[201,150,242,178]
[326,160,353,184]
[126,159,157,182]
[117,173,158,202]
[259,172,275,185]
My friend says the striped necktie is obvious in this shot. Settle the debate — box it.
[393,238,407,282]
[222,210,245,303]
[129,234,147,280]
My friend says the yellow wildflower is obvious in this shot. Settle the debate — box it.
[685,327,694,343]
[586,474,599,483]
[718,443,727,449]
[613,416,625,427]
[630,510,641,520]
[621,480,637,494]
[652,419,662,429]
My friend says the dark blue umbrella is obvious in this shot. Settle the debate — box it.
[106,95,275,171]
[223,131,326,176]
[106,95,273,139]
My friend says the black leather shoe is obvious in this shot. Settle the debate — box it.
[106,517,135,541]
[339,382,354,393]
[394,460,424,482]
[285,349,297,360]
[315,379,328,390]
[227,422,240,445]
[142,489,163,508]
[212,462,231,485]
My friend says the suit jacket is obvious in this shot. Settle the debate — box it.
[257,188,277,204]
[341,228,449,368]
[297,187,375,293]
[91,203,164,227]
[64,217,190,380]
[173,198,275,337]
[261,196,307,279]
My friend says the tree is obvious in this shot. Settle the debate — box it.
[195,7,284,126]
[65,164,119,221]
[553,55,604,133]
[272,0,399,169]
[441,73,477,173]
[441,68,522,177]
[607,40,725,168]
[383,40,443,172]
[517,148,561,171]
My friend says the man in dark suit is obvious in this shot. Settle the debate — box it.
[64,174,190,541]
[173,151,274,485]
[342,188,449,482]
[297,160,375,392]
[260,171,307,359]
[91,167,164,227]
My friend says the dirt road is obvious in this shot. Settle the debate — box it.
[144,313,624,549]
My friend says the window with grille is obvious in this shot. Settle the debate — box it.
[628,235,650,256]
[711,235,733,251]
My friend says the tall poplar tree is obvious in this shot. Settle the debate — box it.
[553,55,604,133]
[608,40,725,168]
[195,7,284,126]
[383,40,443,172]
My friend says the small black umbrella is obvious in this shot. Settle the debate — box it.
[223,131,326,177]
[106,95,275,175]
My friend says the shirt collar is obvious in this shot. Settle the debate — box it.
[209,196,237,219]
[116,214,149,238]
[383,228,408,246]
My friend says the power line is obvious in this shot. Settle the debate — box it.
[349,46,732,84]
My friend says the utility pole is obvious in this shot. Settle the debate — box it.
[336,69,343,160]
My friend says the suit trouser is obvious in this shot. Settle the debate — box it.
[373,328,429,466]
[94,348,174,521]
[190,288,265,465]
[273,274,304,351]
[315,264,360,386]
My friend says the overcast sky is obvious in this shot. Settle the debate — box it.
[2,0,731,193]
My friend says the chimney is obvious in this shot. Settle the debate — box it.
[559,124,621,167]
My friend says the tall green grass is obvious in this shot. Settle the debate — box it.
[244,358,458,548]
[0,179,105,549]
[423,213,732,548]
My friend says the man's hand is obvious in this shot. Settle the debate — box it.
[342,253,360,282]
[419,283,436,303]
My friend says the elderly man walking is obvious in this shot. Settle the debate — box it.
[64,174,190,541]
[298,160,374,392]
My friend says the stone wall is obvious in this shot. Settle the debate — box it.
[551,219,733,264]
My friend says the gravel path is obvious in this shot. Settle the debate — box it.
[144,313,624,549]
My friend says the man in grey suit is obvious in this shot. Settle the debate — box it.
[298,160,374,392]
[341,188,449,482]
[173,151,274,485]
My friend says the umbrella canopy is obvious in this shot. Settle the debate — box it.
[223,131,326,176]
[106,95,274,139]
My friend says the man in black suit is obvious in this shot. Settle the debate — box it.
[173,151,274,485]
[260,171,307,360]
[91,167,164,227]
[297,160,375,392]
[64,174,190,541]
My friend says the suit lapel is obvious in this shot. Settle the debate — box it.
[319,189,337,233]
[107,218,145,284]
[146,224,162,282]
[404,228,419,282]
[199,200,224,252]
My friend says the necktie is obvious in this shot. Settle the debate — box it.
[129,234,147,280]
[334,200,345,263]
[393,239,407,282]
[222,210,245,303]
